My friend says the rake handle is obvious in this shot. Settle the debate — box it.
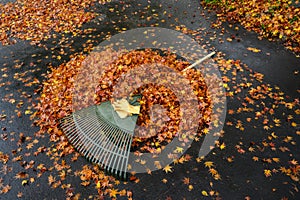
[181,51,216,72]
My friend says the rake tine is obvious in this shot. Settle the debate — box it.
[91,122,111,163]
[71,112,97,154]
[105,129,126,173]
[111,129,128,176]
[106,130,126,173]
[89,121,114,164]
[122,133,133,179]
[100,128,118,169]
[78,111,101,156]
[88,125,104,163]
[93,125,116,167]
[69,116,97,155]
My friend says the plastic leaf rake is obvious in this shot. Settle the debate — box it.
[60,95,141,179]
[60,52,215,179]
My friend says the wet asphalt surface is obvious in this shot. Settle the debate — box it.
[0,0,299,199]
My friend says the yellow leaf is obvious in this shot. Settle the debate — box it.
[22,180,28,186]
[109,189,118,198]
[175,146,184,153]
[25,110,32,115]
[204,161,214,168]
[220,143,226,150]
[247,47,261,53]
[203,128,209,134]
[264,169,272,177]
[202,190,208,196]
[163,165,173,173]
[271,132,278,139]
[96,181,101,189]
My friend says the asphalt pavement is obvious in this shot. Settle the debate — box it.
[0,0,299,199]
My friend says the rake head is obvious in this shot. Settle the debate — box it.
[60,95,141,179]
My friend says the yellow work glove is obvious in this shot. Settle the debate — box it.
[112,98,140,118]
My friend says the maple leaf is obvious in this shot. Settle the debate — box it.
[0,152,9,164]
[252,156,259,162]
[48,175,56,185]
[81,181,90,186]
[17,192,23,198]
[163,165,173,173]
[247,47,261,53]
[204,161,214,168]
[248,147,255,152]
[196,157,203,163]
[1,184,11,194]
[202,128,209,134]
[237,148,246,154]
[279,146,290,152]
[290,159,298,165]
[213,173,222,180]
[15,172,29,179]
[209,168,218,175]
[228,109,235,114]
[182,177,190,185]
[110,189,120,198]
[174,146,184,153]
[219,143,226,150]
[264,169,272,177]
[26,143,34,150]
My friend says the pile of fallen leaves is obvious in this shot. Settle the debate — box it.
[33,49,211,150]
[0,0,101,45]
[32,49,211,198]
[202,0,300,53]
